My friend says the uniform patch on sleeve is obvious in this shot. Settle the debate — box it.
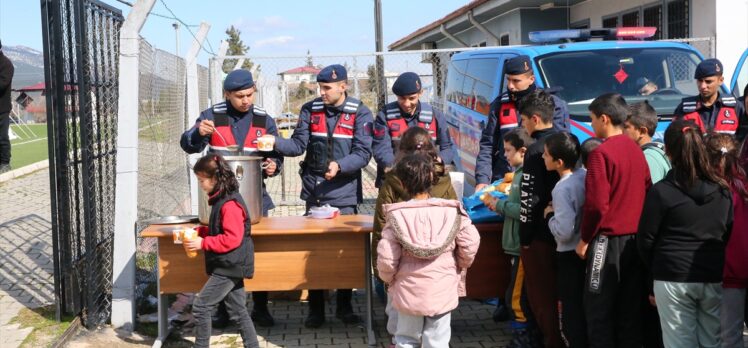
[373,124,386,138]
[363,122,374,136]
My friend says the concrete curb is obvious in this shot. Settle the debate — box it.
[0,160,50,184]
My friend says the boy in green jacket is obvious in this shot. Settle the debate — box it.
[489,128,540,347]
[624,101,671,184]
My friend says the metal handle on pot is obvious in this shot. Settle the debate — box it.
[236,164,244,180]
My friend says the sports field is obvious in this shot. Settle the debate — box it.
[9,124,48,169]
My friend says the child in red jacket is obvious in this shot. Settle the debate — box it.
[185,155,259,348]
[705,134,748,347]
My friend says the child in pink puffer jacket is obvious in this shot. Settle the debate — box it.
[377,153,481,348]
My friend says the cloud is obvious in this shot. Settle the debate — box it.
[254,35,295,48]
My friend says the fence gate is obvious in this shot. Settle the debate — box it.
[40,0,123,328]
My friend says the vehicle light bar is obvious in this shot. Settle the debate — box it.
[529,29,585,43]
[615,27,657,39]
[528,27,658,43]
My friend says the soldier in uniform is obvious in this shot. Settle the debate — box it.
[372,72,454,187]
[673,58,748,141]
[475,55,570,192]
[180,69,282,327]
[271,64,374,328]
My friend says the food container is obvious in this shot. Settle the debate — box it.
[198,156,263,225]
[308,205,340,219]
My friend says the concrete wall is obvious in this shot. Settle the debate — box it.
[691,0,715,39]
[715,0,748,86]
[520,8,570,43]
[481,8,523,45]
[570,0,660,27]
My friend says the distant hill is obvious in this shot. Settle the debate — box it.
[2,45,45,90]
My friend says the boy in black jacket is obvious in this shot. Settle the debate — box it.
[518,89,563,348]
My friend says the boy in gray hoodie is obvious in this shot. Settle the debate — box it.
[542,132,587,347]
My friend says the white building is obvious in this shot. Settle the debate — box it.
[389,0,748,84]
[278,66,321,84]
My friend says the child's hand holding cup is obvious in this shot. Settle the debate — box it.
[181,228,201,258]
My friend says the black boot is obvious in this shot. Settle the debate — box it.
[335,289,360,324]
[250,292,275,327]
[305,290,326,328]
[250,307,275,327]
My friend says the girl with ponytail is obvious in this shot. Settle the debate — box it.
[186,154,259,348]
[637,120,733,348]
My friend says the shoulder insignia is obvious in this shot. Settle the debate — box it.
[212,102,227,114]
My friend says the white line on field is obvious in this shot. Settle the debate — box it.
[11,137,48,146]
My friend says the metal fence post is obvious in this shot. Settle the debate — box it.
[209,41,229,106]
[185,23,211,216]
[111,0,156,331]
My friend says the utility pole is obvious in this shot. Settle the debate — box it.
[374,0,386,111]
[172,22,180,56]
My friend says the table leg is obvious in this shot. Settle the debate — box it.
[153,239,170,348]
[364,234,376,347]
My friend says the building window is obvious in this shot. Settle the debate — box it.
[622,9,640,26]
[602,16,618,28]
[668,0,689,39]
[571,20,590,29]
[643,5,663,40]
[500,35,509,46]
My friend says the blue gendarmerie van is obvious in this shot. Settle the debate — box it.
[445,27,747,187]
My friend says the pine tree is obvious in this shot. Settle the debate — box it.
[223,25,253,73]
[366,64,378,92]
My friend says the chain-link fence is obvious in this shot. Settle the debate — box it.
[212,51,457,120]
[134,39,213,311]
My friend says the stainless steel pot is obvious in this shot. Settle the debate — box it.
[198,155,264,225]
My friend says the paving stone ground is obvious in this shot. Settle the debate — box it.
[0,169,55,348]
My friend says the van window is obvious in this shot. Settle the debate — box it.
[463,58,499,116]
[446,60,468,108]
[536,48,700,117]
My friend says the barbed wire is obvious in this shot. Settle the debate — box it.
[111,0,217,57]
[157,0,217,56]
[110,0,198,26]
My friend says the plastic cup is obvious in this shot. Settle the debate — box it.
[182,228,199,258]
[258,135,275,151]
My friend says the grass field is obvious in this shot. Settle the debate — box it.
[9,124,48,170]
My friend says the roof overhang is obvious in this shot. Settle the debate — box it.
[389,0,586,51]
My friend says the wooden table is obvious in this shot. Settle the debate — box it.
[140,215,375,348]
